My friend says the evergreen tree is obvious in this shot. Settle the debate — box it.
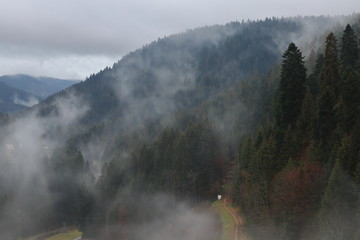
[306,53,324,96]
[317,33,340,146]
[305,49,317,75]
[47,145,91,227]
[275,43,307,133]
[338,68,360,132]
[340,24,359,70]
[337,25,360,132]
[295,89,316,147]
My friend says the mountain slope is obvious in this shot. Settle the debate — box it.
[37,18,302,127]
[37,15,359,129]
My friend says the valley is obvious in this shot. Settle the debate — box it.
[0,12,359,240]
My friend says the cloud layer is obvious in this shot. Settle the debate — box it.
[0,0,358,78]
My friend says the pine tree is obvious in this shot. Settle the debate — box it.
[338,69,360,132]
[317,33,340,146]
[275,43,307,132]
[295,89,316,147]
[337,25,360,132]
[305,49,317,75]
[322,33,341,95]
[340,24,359,70]
[306,53,324,96]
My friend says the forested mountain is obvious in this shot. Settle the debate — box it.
[0,14,360,240]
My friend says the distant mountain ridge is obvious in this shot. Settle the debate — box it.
[0,74,80,99]
[0,81,40,112]
[0,74,79,113]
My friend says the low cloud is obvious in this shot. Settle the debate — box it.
[13,94,39,107]
[0,0,358,78]
[0,93,89,238]
[102,193,221,240]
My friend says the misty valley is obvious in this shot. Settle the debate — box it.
[1,14,360,240]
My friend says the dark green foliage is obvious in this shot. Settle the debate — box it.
[306,53,324,96]
[316,33,340,146]
[231,24,360,240]
[296,89,316,144]
[338,68,360,132]
[128,121,223,202]
[93,120,226,237]
[336,122,360,177]
[340,24,359,70]
[46,144,93,228]
[337,24,360,132]
[320,33,340,96]
[317,86,337,146]
[275,43,307,132]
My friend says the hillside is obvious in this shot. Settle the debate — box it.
[34,17,312,128]
[230,23,360,240]
[0,15,359,240]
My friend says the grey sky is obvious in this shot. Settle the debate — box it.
[0,0,358,79]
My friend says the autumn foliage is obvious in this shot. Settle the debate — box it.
[271,161,326,227]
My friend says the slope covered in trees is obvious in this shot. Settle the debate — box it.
[230,23,360,240]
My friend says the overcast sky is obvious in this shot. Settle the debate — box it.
[0,0,358,79]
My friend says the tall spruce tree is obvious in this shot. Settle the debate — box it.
[340,24,359,70]
[317,33,340,146]
[275,43,307,132]
[306,53,324,96]
[338,69,360,132]
[338,25,360,132]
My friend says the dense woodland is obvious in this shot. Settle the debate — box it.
[230,24,360,239]
[0,15,360,240]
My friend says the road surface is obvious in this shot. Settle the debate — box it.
[223,199,243,240]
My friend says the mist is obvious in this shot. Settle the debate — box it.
[13,95,39,107]
[93,193,221,240]
[0,13,359,240]
[0,93,88,239]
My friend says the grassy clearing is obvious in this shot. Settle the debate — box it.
[212,199,236,240]
[46,229,82,240]
[22,228,82,240]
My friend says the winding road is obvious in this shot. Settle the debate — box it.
[223,199,243,240]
